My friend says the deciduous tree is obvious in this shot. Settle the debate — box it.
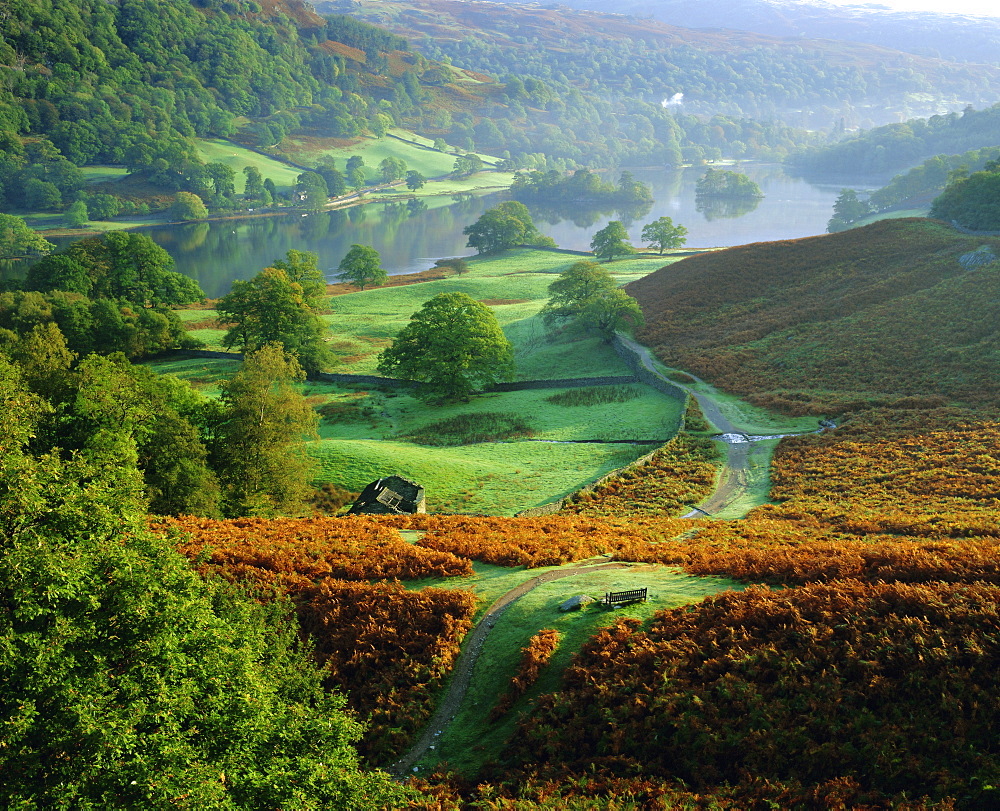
[590,220,634,261]
[336,244,387,290]
[377,292,514,402]
[640,216,688,253]
[209,343,319,516]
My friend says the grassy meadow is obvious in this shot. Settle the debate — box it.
[196,138,304,194]
[281,128,499,180]
[158,248,690,514]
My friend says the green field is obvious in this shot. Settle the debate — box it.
[408,564,744,775]
[325,249,676,376]
[157,249,687,514]
[196,138,304,194]
[282,128,499,181]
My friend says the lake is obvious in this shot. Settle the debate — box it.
[53,163,849,298]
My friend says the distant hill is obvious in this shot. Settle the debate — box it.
[626,218,1000,413]
[545,0,1000,66]
[331,0,1000,130]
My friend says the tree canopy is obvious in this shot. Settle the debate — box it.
[0,214,54,261]
[377,292,515,401]
[337,244,387,290]
[590,220,634,261]
[542,260,643,340]
[695,168,764,199]
[208,343,319,517]
[463,201,554,254]
[640,216,688,253]
[217,265,332,376]
[930,162,1000,231]
[0,354,403,808]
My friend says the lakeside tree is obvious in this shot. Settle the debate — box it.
[377,292,515,402]
[452,154,484,177]
[0,214,54,262]
[337,244,387,290]
[464,201,554,254]
[827,189,876,233]
[271,249,328,309]
[169,191,208,221]
[695,168,764,199]
[590,220,634,261]
[296,171,329,211]
[640,216,688,253]
[243,165,265,202]
[65,200,89,229]
[378,156,408,183]
[406,170,427,191]
[25,232,203,308]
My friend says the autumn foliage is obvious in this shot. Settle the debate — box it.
[505,581,1000,805]
[298,579,477,763]
[560,434,718,517]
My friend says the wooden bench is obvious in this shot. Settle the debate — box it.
[602,587,648,606]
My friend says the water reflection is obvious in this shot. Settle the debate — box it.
[695,196,761,220]
[27,163,845,298]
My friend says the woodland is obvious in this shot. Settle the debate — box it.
[3,0,1000,808]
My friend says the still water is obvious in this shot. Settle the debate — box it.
[54,163,847,298]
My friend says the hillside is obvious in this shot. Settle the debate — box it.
[626,218,1000,412]
[550,0,1000,65]
[331,0,1000,130]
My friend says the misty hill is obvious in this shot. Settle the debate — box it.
[546,0,1000,66]
[626,218,1000,413]
[331,0,1000,131]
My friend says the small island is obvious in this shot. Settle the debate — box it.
[512,168,653,205]
[695,168,764,199]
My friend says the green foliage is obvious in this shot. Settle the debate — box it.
[169,190,209,221]
[0,214,54,260]
[930,165,1000,231]
[271,249,328,309]
[378,155,407,183]
[296,171,328,211]
[0,289,195,359]
[209,343,319,517]
[827,188,875,233]
[512,168,653,205]
[542,260,618,323]
[640,216,688,253]
[26,231,204,308]
[464,201,552,255]
[65,199,89,228]
[404,412,534,445]
[695,168,763,199]
[0,356,404,808]
[377,292,515,402]
[217,266,332,376]
[790,105,1000,178]
[337,244,387,290]
[590,220,634,261]
[405,169,427,190]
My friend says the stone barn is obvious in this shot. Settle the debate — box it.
[345,475,426,515]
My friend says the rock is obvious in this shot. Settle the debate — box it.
[560,594,596,612]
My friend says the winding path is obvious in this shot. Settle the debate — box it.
[616,336,822,518]
[388,557,650,776]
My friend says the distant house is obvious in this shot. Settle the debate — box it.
[345,475,426,515]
